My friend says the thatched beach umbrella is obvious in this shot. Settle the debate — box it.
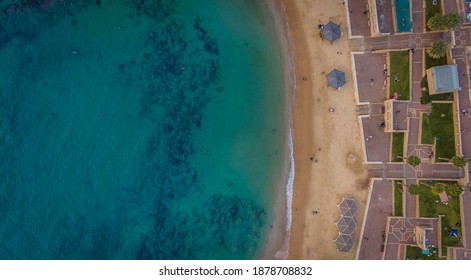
[337,198,358,217]
[321,22,341,43]
[334,234,354,252]
[336,216,357,235]
[327,69,346,89]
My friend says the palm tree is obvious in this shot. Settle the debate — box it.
[438,156,468,168]
[407,184,421,195]
[426,40,448,59]
[447,183,464,196]
[451,156,467,168]
[427,13,463,30]
[407,156,421,167]
[431,184,445,196]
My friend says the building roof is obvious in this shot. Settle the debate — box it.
[334,234,354,252]
[431,64,461,93]
[327,69,346,89]
[338,198,358,217]
[322,22,341,42]
[336,216,357,235]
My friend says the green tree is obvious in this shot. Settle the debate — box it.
[431,184,445,196]
[426,40,448,59]
[407,156,422,167]
[447,183,464,196]
[428,14,447,30]
[444,13,463,29]
[427,13,462,30]
[408,184,420,195]
[451,156,467,168]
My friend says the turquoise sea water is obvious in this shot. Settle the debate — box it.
[0,0,286,259]
[395,0,412,32]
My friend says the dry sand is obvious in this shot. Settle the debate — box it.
[282,0,371,259]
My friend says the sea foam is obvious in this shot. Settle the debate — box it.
[285,126,295,232]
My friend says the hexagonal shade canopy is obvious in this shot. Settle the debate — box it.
[322,22,341,42]
[327,69,346,89]
[334,234,354,252]
[338,198,358,217]
[336,216,356,235]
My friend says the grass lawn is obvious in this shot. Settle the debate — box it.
[420,103,456,161]
[417,182,462,256]
[391,132,404,162]
[421,76,453,104]
[425,54,447,70]
[390,51,410,100]
[425,0,442,31]
[394,181,403,216]
[431,92,454,102]
[406,246,442,260]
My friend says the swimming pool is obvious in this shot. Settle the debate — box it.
[465,0,471,22]
[395,0,412,32]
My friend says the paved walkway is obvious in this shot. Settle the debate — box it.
[368,162,463,179]
[448,247,471,260]
[384,217,439,259]
[347,0,370,37]
[443,0,460,14]
[351,0,471,259]
[374,0,394,34]
[349,32,449,51]
[460,188,471,255]
[452,35,471,259]
[453,45,471,158]
[358,180,392,260]
[449,184,471,259]
[411,0,424,34]
[410,49,424,103]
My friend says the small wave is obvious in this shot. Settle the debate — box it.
[285,126,294,232]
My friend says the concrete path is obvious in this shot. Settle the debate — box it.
[351,0,471,259]
[347,0,371,37]
[349,32,449,52]
[374,0,394,34]
[411,49,424,103]
[358,180,392,260]
[448,187,471,260]
[407,117,421,145]
[368,162,463,179]
[460,188,471,257]
[453,46,471,158]
[443,0,460,14]
[411,0,424,34]
[405,178,417,218]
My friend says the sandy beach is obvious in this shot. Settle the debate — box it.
[280,0,371,259]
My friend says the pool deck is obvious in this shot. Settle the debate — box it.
[411,0,424,33]
[375,0,395,34]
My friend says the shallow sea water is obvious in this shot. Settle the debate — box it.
[0,0,286,259]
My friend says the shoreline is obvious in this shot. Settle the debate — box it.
[282,0,371,259]
[257,0,297,260]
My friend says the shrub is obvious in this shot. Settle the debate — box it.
[427,13,462,30]
[407,156,422,167]
[426,40,448,59]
